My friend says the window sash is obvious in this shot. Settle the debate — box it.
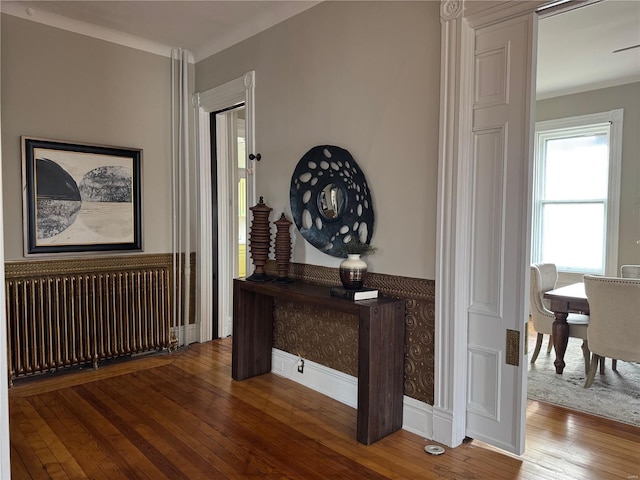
[539,201,606,274]
[532,110,623,276]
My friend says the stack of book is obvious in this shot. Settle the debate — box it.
[330,286,378,300]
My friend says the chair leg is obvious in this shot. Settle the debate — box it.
[531,333,544,364]
[546,334,553,354]
[612,359,618,371]
[599,357,605,374]
[581,340,590,376]
[584,353,601,388]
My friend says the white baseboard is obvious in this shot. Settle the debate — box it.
[171,323,199,347]
[271,348,433,439]
[271,348,358,408]
[403,395,434,439]
[431,406,459,447]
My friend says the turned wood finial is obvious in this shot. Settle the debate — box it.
[247,197,273,282]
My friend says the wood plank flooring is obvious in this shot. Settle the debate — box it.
[9,339,640,479]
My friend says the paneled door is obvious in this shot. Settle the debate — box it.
[464,13,537,455]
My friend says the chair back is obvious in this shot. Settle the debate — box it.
[620,265,640,278]
[529,263,557,335]
[583,275,640,363]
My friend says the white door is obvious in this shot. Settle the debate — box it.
[215,106,254,338]
[464,13,537,454]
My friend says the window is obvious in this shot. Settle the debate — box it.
[532,110,623,275]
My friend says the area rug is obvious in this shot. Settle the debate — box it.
[527,336,640,427]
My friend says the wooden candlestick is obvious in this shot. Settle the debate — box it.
[247,197,272,282]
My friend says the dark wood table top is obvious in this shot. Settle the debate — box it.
[234,278,402,315]
[543,282,586,301]
[543,282,589,314]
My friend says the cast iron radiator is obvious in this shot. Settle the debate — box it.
[5,268,171,383]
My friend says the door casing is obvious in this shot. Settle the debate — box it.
[194,72,256,342]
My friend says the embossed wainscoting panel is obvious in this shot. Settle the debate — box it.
[266,261,435,405]
[402,298,435,404]
[4,254,173,277]
[274,300,359,377]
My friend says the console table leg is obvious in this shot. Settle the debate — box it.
[232,286,273,381]
[357,302,404,445]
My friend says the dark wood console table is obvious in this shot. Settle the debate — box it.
[232,278,405,445]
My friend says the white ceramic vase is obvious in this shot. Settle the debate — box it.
[339,254,368,290]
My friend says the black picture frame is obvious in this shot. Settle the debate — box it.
[21,136,143,255]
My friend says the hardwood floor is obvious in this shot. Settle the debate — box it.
[9,339,640,479]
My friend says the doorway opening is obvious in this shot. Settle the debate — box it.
[210,104,250,339]
[527,0,635,422]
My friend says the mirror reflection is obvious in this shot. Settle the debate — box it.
[318,183,345,219]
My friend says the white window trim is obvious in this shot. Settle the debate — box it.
[533,109,623,277]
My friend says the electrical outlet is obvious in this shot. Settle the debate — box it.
[297,358,304,373]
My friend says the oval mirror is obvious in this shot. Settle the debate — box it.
[318,183,346,220]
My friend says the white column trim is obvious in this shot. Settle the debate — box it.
[434,0,472,449]
[194,93,213,343]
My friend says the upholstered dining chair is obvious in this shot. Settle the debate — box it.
[582,275,640,388]
[529,263,591,374]
[620,265,640,278]
[595,264,640,372]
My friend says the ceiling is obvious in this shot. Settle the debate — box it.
[0,1,321,62]
[537,0,640,99]
[2,0,639,99]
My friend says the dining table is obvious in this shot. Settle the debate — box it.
[543,282,589,374]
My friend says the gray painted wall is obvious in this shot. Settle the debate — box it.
[3,3,636,279]
[196,1,441,280]
[536,82,640,267]
[1,14,172,260]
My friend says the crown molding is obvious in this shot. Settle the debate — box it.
[192,2,320,63]
[1,2,194,63]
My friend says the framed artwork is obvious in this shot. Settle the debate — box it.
[21,136,143,255]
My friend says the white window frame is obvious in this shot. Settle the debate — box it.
[532,109,623,276]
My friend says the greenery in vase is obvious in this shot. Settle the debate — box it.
[336,236,377,257]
